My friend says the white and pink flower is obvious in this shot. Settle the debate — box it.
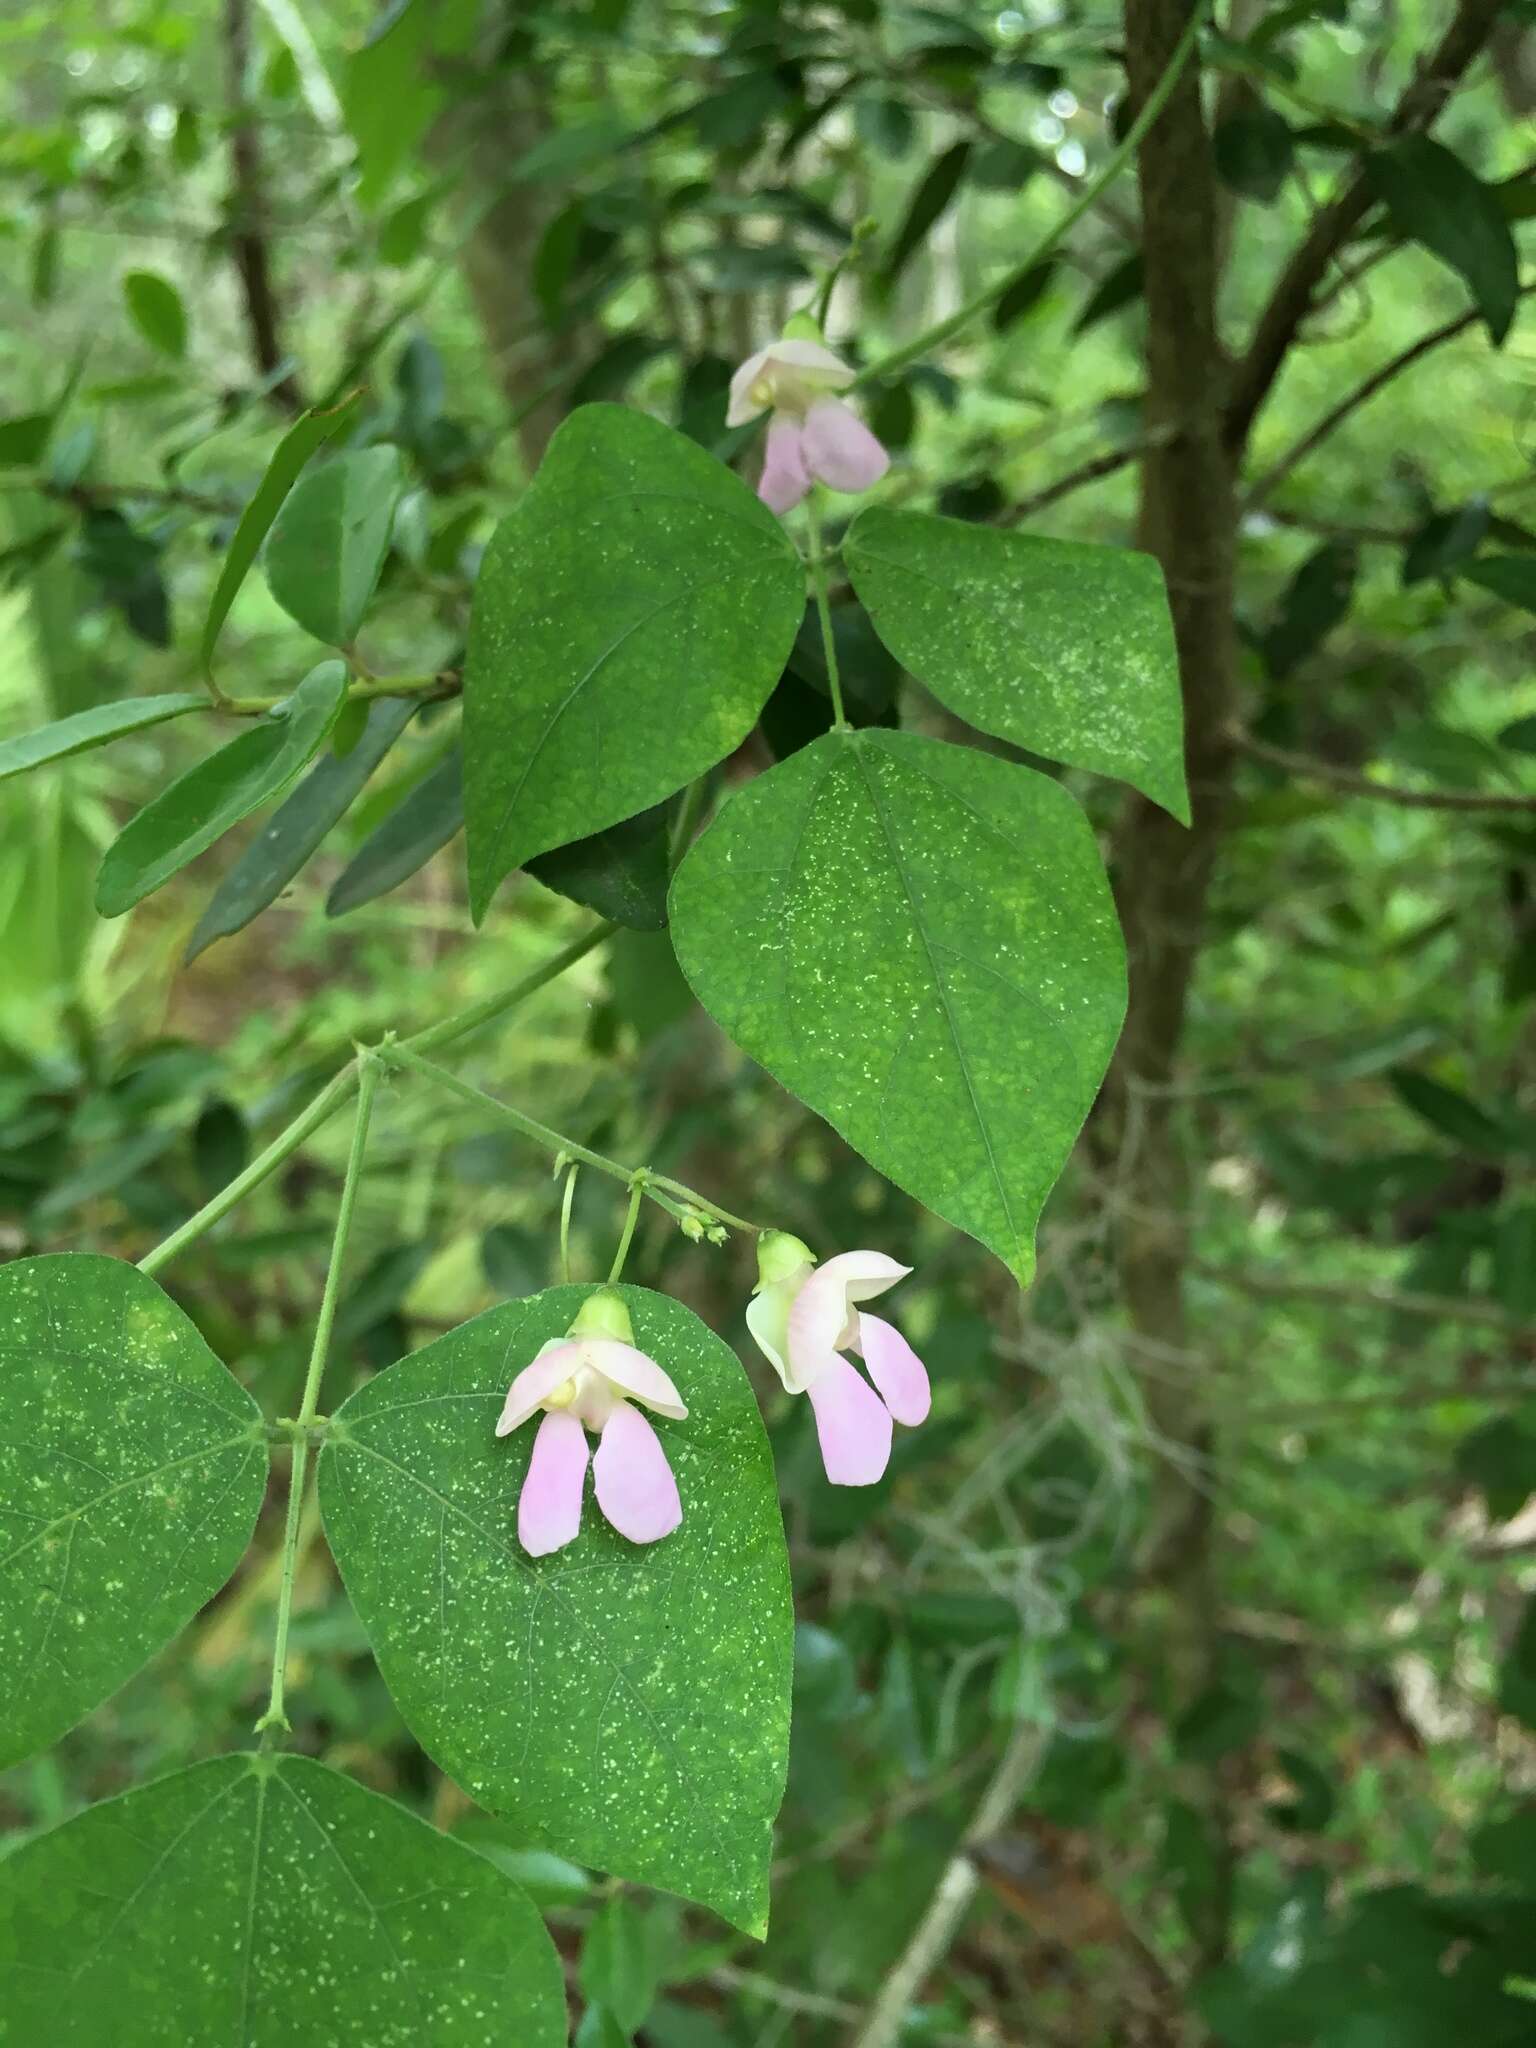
[745,1232,931,1486]
[496,1290,686,1557]
[727,335,890,515]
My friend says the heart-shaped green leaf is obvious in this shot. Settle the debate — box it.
[96,661,348,915]
[844,506,1189,823]
[265,446,407,646]
[462,404,803,920]
[0,1254,267,1769]
[318,1283,792,1936]
[670,729,1127,1283]
[0,1752,566,2045]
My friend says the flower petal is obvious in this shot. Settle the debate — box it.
[726,346,777,426]
[802,398,890,495]
[745,1274,804,1389]
[593,1403,682,1545]
[856,1312,931,1426]
[757,415,812,515]
[495,1339,584,1436]
[579,1338,687,1419]
[517,1410,589,1556]
[786,1250,910,1389]
[806,1355,893,1486]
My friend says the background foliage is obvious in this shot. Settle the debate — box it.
[3,0,1536,2041]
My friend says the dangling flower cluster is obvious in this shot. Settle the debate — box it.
[496,1290,686,1557]
[728,330,890,515]
[746,1232,931,1487]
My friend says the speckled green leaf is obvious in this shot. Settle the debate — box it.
[265,446,407,647]
[318,1284,792,1936]
[95,661,348,916]
[669,729,1127,1283]
[462,404,803,921]
[0,1752,566,2046]
[844,507,1190,824]
[0,1255,267,1770]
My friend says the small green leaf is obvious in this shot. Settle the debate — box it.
[1367,136,1519,343]
[0,692,207,786]
[0,1753,566,2044]
[0,1255,266,1770]
[265,446,406,646]
[318,1284,792,1936]
[96,661,349,916]
[1262,540,1356,677]
[1494,1203,1536,1319]
[879,142,971,290]
[1464,555,1536,613]
[1073,249,1144,333]
[1213,104,1294,203]
[1389,1068,1510,1157]
[200,391,364,678]
[0,412,55,467]
[845,507,1189,822]
[1401,499,1490,584]
[122,268,188,359]
[185,696,416,959]
[462,405,802,922]
[327,743,463,916]
[526,804,672,930]
[671,730,1127,1282]
[580,1896,664,2031]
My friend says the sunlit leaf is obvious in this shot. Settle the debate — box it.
[264,446,407,647]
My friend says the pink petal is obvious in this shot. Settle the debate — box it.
[757,415,812,515]
[580,1338,687,1420]
[806,1355,893,1486]
[786,1251,910,1390]
[856,1312,931,1426]
[496,1340,584,1436]
[802,398,890,494]
[592,1404,682,1545]
[517,1410,589,1556]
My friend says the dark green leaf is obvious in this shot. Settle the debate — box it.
[844,506,1189,820]
[671,730,1127,1283]
[0,1255,267,1770]
[1498,714,1536,754]
[462,405,801,921]
[1073,250,1144,333]
[993,258,1058,331]
[1494,1203,1536,1318]
[265,447,406,647]
[327,743,463,916]
[879,142,971,290]
[0,1753,565,2043]
[968,137,1041,191]
[1270,1747,1336,1832]
[1213,104,1295,203]
[0,692,206,786]
[1389,1068,1509,1157]
[1401,499,1490,584]
[1501,1598,1536,1728]
[201,392,364,677]
[192,1097,249,1196]
[1262,539,1356,677]
[318,1284,793,1936]
[122,268,187,359]
[580,1896,663,2031]
[96,662,349,917]
[0,412,54,467]
[855,97,915,158]
[1463,554,1536,613]
[78,509,169,647]
[185,696,416,959]
[526,805,671,930]
[1457,1408,1536,1520]
[1367,135,1519,343]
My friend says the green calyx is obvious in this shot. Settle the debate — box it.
[782,311,824,344]
[754,1230,815,1291]
[569,1287,635,1345]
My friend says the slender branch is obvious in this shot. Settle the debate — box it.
[224,0,304,412]
[1225,0,1505,452]
[384,1045,765,1236]
[851,1,1207,392]
[1231,724,1536,813]
[257,1058,379,1738]
[137,1063,359,1277]
[1001,425,1179,526]
[846,1721,1046,2048]
[805,498,848,730]
[1243,287,1535,512]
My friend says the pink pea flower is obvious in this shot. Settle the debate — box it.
[745,1232,931,1487]
[495,1289,686,1557]
[727,335,890,515]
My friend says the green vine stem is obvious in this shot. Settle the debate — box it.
[257,1055,380,1742]
[803,497,848,731]
[385,1043,764,1237]
[851,0,1208,393]
[608,1176,648,1282]
[400,921,613,1056]
[137,1061,360,1279]
[559,1161,580,1283]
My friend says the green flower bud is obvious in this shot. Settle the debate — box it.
[782,310,824,343]
[755,1229,816,1290]
[568,1287,635,1346]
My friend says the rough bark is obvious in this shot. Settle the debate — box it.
[1110,0,1238,1973]
[224,0,304,414]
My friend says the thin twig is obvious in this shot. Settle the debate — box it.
[1230,724,1536,813]
[224,0,304,412]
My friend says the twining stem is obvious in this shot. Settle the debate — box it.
[850,0,1207,394]
[803,497,848,731]
[401,922,613,1056]
[137,1062,360,1278]
[559,1162,580,1284]
[385,1043,763,1236]
[258,1057,380,1739]
[608,1177,647,1283]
